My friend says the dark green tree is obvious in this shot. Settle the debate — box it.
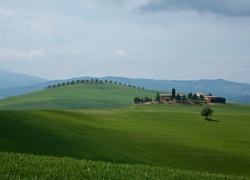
[187,92,193,99]
[155,92,160,101]
[134,97,141,104]
[176,94,181,102]
[172,88,176,99]
[199,95,204,100]
[192,94,198,100]
[201,107,214,120]
[182,95,187,102]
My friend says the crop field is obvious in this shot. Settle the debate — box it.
[1,103,250,178]
[0,152,247,179]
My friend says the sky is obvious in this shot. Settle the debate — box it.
[0,0,250,83]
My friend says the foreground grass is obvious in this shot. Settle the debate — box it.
[0,152,248,180]
[1,104,250,177]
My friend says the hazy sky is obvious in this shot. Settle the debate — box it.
[1,0,250,82]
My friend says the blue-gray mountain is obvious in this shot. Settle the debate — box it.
[0,69,48,99]
[0,69,250,104]
[0,69,47,90]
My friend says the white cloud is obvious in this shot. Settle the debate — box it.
[0,48,44,59]
[114,50,128,57]
[25,16,54,34]
[0,6,15,16]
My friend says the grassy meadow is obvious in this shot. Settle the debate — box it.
[0,152,247,180]
[0,83,250,178]
[0,83,158,110]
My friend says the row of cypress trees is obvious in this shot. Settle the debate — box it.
[44,79,145,90]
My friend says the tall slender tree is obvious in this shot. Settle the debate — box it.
[172,88,176,99]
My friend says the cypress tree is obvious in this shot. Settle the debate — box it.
[172,88,176,99]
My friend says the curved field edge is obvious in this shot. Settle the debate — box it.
[0,152,248,180]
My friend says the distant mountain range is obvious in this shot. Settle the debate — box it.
[1,69,250,104]
[0,68,47,90]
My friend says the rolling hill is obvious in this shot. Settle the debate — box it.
[1,69,250,104]
[1,80,250,178]
[0,82,158,110]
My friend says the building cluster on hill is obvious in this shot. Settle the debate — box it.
[159,89,226,104]
[160,92,225,103]
[134,88,226,104]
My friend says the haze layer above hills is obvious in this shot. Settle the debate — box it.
[0,69,250,104]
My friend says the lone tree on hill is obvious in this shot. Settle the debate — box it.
[201,107,214,120]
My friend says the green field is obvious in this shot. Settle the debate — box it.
[0,83,158,110]
[0,152,247,179]
[0,83,250,178]
[1,105,250,177]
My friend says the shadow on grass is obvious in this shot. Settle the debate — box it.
[205,118,219,122]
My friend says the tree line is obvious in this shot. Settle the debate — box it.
[44,79,145,90]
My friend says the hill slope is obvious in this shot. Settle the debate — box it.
[1,104,250,177]
[0,83,158,110]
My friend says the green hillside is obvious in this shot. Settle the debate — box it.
[1,83,250,178]
[1,104,250,177]
[0,83,158,110]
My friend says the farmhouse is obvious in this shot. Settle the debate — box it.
[160,93,184,101]
[197,92,226,103]
[204,95,220,103]
[160,94,172,101]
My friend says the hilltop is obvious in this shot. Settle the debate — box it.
[0,82,158,110]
